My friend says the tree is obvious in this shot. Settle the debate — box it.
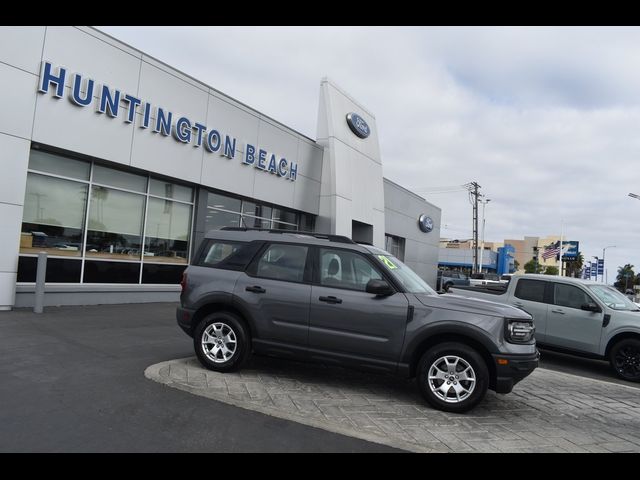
[615,264,636,293]
[544,266,559,275]
[524,259,543,274]
[564,253,584,278]
[513,260,520,273]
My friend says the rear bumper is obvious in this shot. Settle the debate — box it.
[176,306,196,337]
[492,350,540,394]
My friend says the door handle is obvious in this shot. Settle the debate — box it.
[319,296,342,304]
[551,309,565,315]
[245,285,266,294]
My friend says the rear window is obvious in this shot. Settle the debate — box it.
[514,279,547,303]
[195,240,261,271]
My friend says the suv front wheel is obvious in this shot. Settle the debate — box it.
[194,312,251,372]
[417,342,489,413]
[609,338,640,382]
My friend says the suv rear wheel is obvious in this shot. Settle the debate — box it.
[417,342,489,413]
[194,312,251,372]
[609,338,640,382]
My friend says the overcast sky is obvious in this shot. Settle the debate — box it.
[98,26,640,282]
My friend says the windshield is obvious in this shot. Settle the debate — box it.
[375,254,437,295]
[587,285,640,312]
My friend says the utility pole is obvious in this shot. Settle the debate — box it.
[465,182,481,274]
[479,198,491,273]
[603,246,616,284]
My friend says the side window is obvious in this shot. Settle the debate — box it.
[255,244,308,283]
[514,279,547,303]
[196,240,260,271]
[319,248,383,291]
[554,283,593,310]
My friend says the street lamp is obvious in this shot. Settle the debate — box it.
[602,245,616,284]
[478,198,491,273]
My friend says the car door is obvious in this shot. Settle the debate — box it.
[234,242,312,357]
[545,282,604,354]
[308,247,409,372]
[509,278,550,343]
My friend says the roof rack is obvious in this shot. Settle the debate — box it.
[219,227,356,244]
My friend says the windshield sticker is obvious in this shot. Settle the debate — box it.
[378,255,397,270]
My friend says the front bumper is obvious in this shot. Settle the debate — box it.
[176,306,196,337]
[492,350,540,394]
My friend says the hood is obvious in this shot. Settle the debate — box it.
[413,293,532,320]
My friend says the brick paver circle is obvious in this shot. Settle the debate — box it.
[145,356,640,453]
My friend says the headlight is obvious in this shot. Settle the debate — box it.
[505,319,535,343]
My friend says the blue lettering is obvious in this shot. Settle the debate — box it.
[223,136,236,159]
[267,154,277,174]
[97,85,120,118]
[244,144,256,165]
[70,73,93,106]
[174,117,192,143]
[289,161,298,181]
[123,94,141,123]
[205,130,221,152]
[154,107,172,136]
[257,149,267,170]
[277,158,288,177]
[193,123,206,147]
[38,61,66,98]
[141,103,152,129]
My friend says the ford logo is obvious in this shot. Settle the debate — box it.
[346,112,370,139]
[418,214,434,233]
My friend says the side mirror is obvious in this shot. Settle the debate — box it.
[366,279,394,296]
[581,303,601,313]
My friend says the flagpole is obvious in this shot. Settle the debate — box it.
[559,219,563,277]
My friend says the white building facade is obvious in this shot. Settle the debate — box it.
[0,26,441,309]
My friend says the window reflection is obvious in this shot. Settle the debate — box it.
[85,186,144,259]
[143,198,191,264]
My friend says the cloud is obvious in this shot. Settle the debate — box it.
[97,26,640,278]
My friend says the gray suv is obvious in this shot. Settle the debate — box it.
[177,228,539,412]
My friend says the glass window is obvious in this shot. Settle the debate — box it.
[93,165,147,193]
[515,279,547,303]
[374,253,435,294]
[554,283,593,309]
[319,248,383,291]
[85,186,145,260]
[298,213,314,232]
[143,198,191,264]
[242,215,271,229]
[142,264,186,284]
[385,234,406,261]
[205,208,241,231]
[28,150,90,180]
[273,208,298,229]
[256,244,308,283]
[242,201,272,220]
[588,285,640,311]
[149,179,193,202]
[21,173,88,257]
[17,257,82,283]
[207,192,241,212]
[196,240,261,271]
[83,260,140,283]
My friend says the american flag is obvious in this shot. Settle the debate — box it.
[541,244,560,260]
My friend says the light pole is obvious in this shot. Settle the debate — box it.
[478,198,491,273]
[603,245,616,284]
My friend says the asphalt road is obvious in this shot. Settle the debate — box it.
[0,303,399,452]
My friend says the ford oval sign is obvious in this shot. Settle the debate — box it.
[418,214,434,233]
[346,112,370,139]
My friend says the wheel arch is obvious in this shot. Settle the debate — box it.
[191,301,254,340]
[605,331,640,358]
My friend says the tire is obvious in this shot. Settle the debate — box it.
[609,338,640,382]
[444,282,453,292]
[416,342,489,413]
[193,311,251,373]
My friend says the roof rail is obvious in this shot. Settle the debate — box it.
[219,227,356,244]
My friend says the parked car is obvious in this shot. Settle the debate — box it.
[437,270,470,291]
[176,228,538,413]
[469,272,502,286]
[449,274,640,381]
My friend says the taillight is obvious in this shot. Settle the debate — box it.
[180,271,187,293]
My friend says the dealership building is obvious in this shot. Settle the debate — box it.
[0,26,441,310]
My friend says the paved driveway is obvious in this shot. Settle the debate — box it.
[147,355,640,453]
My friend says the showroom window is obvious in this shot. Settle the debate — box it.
[18,149,193,285]
[385,234,406,261]
[204,191,308,233]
